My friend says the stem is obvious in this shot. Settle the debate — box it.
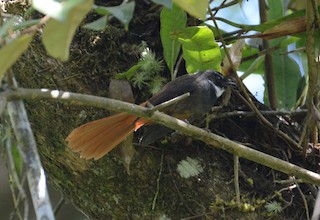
[259,0,277,109]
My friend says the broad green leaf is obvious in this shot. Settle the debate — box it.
[98,1,135,30]
[42,0,93,61]
[266,0,302,109]
[273,54,302,109]
[173,0,208,20]
[33,0,86,22]
[160,4,187,78]
[268,0,283,21]
[151,0,172,8]
[0,34,33,81]
[83,16,108,31]
[176,26,221,73]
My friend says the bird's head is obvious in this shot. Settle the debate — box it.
[204,70,236,98]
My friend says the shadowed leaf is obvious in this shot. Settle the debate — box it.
[42,0,93,61]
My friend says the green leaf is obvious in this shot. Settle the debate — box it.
[12,142,24,177]
[98,1,135,30]
[116,62,144,80]
[267,0,283,20]
[0,34,33,81]
[13,19,41,32]
[240,55,265,80]
[173,0,208,20]
[151,0,172,8]
[0,16,21,38]
[279,36,300,48]
[176,26,221,73]
[0,16,39,39]
[273,54,302,109]
[32,0,87,22]
[83,16,108,31]
[42,0,93,61]
[264,0,302,109]
[93,4,111,15]
[160,4,187,78]
[239,46,264,75]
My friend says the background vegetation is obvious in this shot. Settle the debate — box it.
[0,0,320,219]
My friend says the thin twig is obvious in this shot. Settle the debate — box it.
[311,0,320,29]
[4,87,320,185]
[152,150,164,211]
[296,184,310,220]
[54,198,65,217]
[234,155,240,207]
[274,179,304,184]
[20,15,50,35]
[173,54,183,80]
[211,0,240,14]
[241,46,279,63]
[210,109,307,120]
[148,92,190,113]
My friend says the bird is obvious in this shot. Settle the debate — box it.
[66,70,233,160]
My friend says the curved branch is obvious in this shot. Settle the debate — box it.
[4,87,320,185]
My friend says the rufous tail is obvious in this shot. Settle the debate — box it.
[66,113,149,160]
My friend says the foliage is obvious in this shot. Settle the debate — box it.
[85,1,135,31]
[160,4,187,79]
[0,0,319,219]
[42,0,93,61]
[0,0,312,109]
[176,26,222,73]
[0,34,33,80]
[116,45,165,94]
[265,201,283,215]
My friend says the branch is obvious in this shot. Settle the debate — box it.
[301,0,320,156]
[210,109,307,119]
[4,87,320,185]
[7,90,55,220]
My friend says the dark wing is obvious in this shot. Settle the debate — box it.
[148,73,200,106]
